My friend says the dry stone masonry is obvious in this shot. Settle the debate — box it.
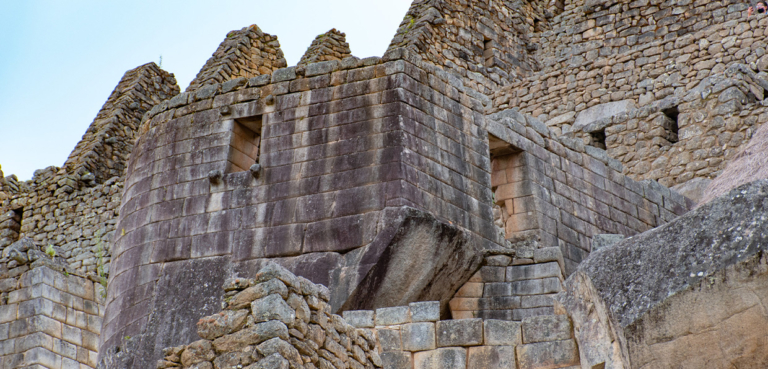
[158,263,382,369]
[3,0,768,367]
[0,265,105,369]
[298,29,353,67]
[187,25,288,92]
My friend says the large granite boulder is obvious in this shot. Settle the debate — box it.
[557,180,768,368]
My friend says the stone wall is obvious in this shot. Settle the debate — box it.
[298,29,352,67]
[105,33,689,365]
[489,0,768,188]
[485,110,689,273]
[387,0,549,94]
[0,266,105,369]
[64,63,179,184]
[0,63,178,280]
[105,50,501,365]
[158,262,582,369]
[449,248,566,322]
[577,65,768,188]
[345,303,580,369]
[157,263,382,369]
[187,25,288,92]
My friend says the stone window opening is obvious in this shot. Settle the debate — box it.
[590,129,607,150]
[1,207,24,245]
[227,115,262,173]
[483,38,495,68]
[662,106,679,143]
[489,135,536,241]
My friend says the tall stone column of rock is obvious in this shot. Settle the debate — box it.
[297,29,352,67]
[186,25,287,92]
[63,62,180,183]
[158,263,382,369]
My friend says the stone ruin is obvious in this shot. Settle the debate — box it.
[2,0,768,367]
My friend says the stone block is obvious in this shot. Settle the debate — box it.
[512,307,555,321]
[467,346,517,369]
[484,320,522,346]
[380,351,412,369]
[18,298,55,319]
[449,298,480,311]
[414,348,467,369]
[81,330,99,351]
[61,325,82,346]
[409,301,440,322]
[455,283,484,297]
[510,278,562,295]
[507,262,562,281]
[17,332,53,352]
[484,283,512,296]
[485,255,512,266]
[516,339,579,369]
[477,310,513,321]
[377,328,402,351]
[271,67,297,83]
[452,311,477,319]
[251,294,296,325]
[533,247,565,270]
[436,319,483,347]
[23,347,59,368]
[0,304,17,323]
[477,266,507,282]
[521,295,556,308]
[375,306,410,326]
[342,310,374,328]
[522,315,573,343]
[53,338,77,360]
[401,322,436,351]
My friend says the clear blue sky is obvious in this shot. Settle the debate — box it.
[0,0,412,180]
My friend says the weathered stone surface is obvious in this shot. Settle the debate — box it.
[522,315,572,344]
[672,178,712,206]
[590,234,625,252]
[250,353,289,369]
[377,328,402,351]
[573,100,636,131]
[409,301,440,322]
[484,320,522,346]
[181,340,215,367]
[700,121,768,205]
[230,279,289,310]
[559,181,768,368]
[251,294,296,325]
[516,340,579,369]
[380,351,412,369]
[436,319,483,347]
[375,306,410,326]
[213,321,289,353]
[341,208,483,316]
[342,310,375,328]
[467,346,516,369]
[413,348,467,369]
[401,323,436,352]
[197,310,249,340]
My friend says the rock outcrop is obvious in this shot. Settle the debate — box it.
[558,180,768,368]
